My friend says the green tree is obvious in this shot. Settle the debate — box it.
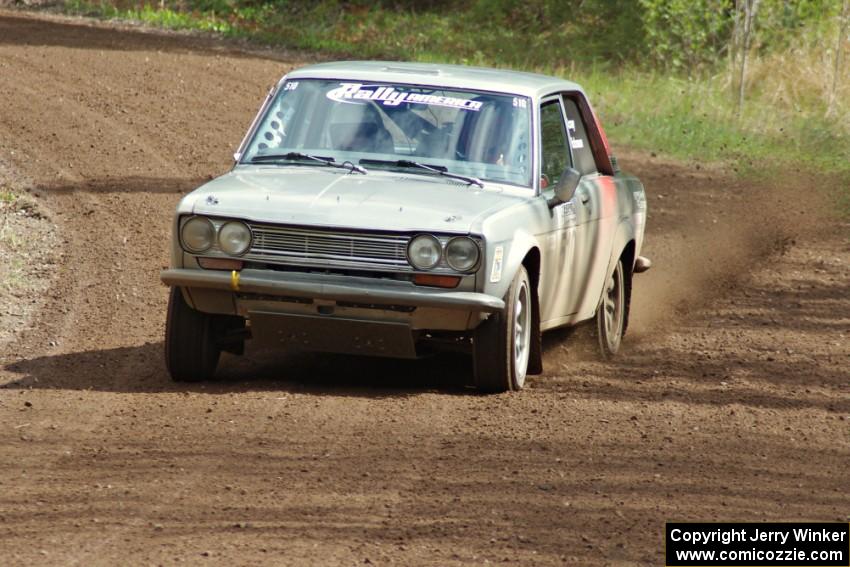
[639,0,734,71]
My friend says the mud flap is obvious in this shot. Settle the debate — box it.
[622,262,633,337]
[527,289,543,375]
[633,256,652,273]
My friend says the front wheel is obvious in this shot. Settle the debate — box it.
[596,259,628,359]
[165,287,221,382]
[473,266,533,393]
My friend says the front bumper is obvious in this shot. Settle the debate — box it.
[160,268,505,313]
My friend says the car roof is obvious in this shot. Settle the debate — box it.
[284,61,585,99]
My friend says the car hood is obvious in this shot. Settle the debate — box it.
[185,166,526,234]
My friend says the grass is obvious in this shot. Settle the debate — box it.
[0,187,38,216]
[61,1,850,213]
[0,252,25,293]
[578,70,850,174]
[0,189,17,204]
[65,1,233,32]
[1,230,23,250]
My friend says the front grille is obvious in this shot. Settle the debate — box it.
[246,224,410,270]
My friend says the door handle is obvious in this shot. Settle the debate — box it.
[580,194,590,205]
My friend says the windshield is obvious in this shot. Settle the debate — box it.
[241,79,532,187]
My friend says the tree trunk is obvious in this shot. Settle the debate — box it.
[827,0,850,117]
[737,0,762,118]
[730,0,742,97]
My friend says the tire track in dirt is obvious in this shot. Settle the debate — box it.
[0,10,847,566]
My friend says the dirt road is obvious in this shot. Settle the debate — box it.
[0,11,847,566]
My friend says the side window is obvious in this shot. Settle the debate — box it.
[539,100,570,188]
[562,97,597,176]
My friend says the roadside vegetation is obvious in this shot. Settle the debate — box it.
[0,188,17,206]
[62,0,850,209]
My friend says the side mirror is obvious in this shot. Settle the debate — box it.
[547,167,581,208]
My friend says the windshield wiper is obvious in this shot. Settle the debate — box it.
[360,159,483,188]
[250,152,367,174]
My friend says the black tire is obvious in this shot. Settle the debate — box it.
[165,287,221,382]
[473,266,533,393]
[595,259,629,359]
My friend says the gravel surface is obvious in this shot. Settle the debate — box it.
[0,9,847,566]
[0,161,62,350]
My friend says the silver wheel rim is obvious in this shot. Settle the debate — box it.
[602,263,624,351]
[514,280,531,386]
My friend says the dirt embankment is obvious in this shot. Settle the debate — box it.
[0,159,62,349]
[0,10,847,566]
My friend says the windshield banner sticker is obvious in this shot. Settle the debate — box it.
[327,83,483,111]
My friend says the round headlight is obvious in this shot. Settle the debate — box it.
[181,216,214,253]
[446,237,480,272]
[407,234,442,270]
[218,221,252,256]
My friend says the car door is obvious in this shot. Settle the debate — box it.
[537,97,588,325]
[561,95,618,320]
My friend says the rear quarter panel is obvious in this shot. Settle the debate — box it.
[575,171,647,322]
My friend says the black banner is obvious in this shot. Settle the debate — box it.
[666,523,849,566]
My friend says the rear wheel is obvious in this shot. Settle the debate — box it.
[473,266,533,393]
[165,287,221,382]
[596,259,628,359]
